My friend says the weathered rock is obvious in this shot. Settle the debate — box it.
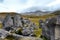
[13,15,23,28]
[20,37,43,40]
[0,29,9,39]
[40,15,60,40]
[3,14,13,28]
[39,20,44,28]
[1,14,41,40]
[22,27,32,36]
[23,19,30,24]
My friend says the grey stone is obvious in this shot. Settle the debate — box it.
[13,15,23,28]
[0,29,9,39]
[40,15,60,40]
[3,14,13,28]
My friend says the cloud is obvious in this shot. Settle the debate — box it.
[0,0,36,12]
[0,0,60,13]
[46,0,60,7]
[45,0,60,11]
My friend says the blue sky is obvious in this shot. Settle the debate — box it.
[0,0,60,13]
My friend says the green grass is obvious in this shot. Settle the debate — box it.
[22,14,56,37]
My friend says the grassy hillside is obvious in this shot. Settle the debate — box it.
[22,14,56,26]
[0,13,57,40]
[22,14,56,37]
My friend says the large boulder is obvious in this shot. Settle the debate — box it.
[13,15,23,28]
[3,14,13,28]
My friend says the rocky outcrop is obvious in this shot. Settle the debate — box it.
[40,15,60,40]
[0,14,41,40]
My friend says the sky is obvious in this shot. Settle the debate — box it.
[0,0,60,13]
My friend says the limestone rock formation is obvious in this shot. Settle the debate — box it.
[40,15,60,40]
[13,15,23,28]
[0,14,41,40]
[3,14,13,28]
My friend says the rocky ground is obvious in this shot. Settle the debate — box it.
[0,37,43,40]
[0,14,43,40]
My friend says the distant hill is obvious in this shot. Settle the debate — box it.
[21,10,52,16]
[51,10,60,15]
[0,12,22,19]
